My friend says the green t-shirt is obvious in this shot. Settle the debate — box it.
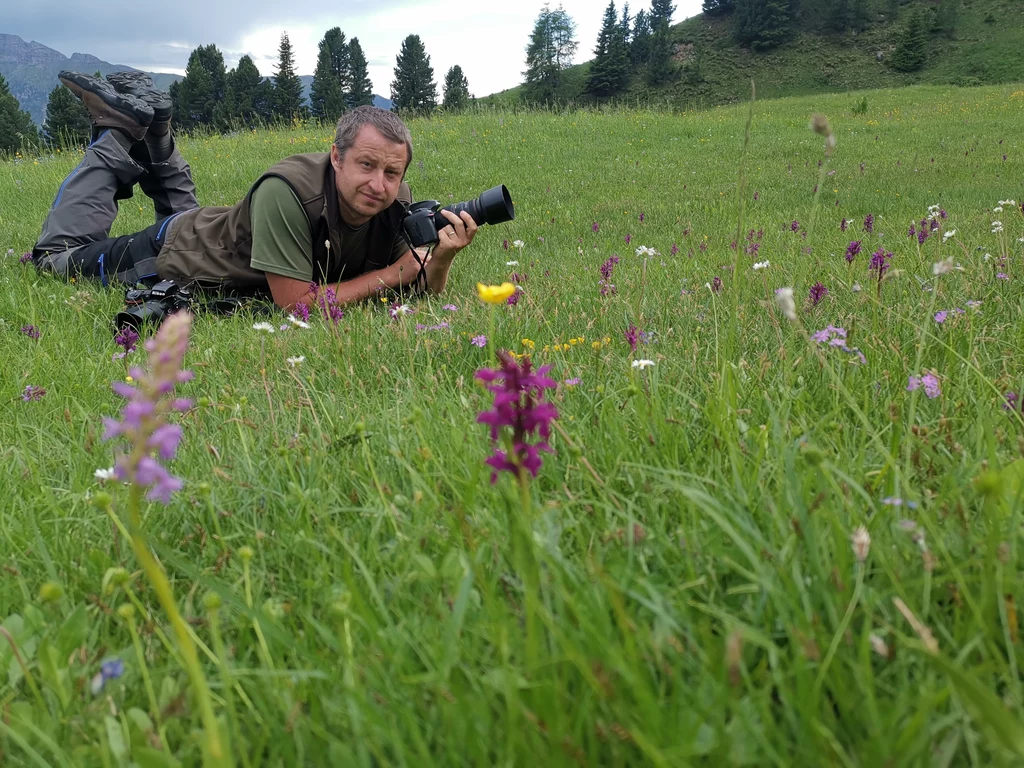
[248,177,409,282]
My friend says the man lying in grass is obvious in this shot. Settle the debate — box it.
[31,71,478,311]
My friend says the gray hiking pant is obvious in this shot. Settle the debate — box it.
[33,129,199,285]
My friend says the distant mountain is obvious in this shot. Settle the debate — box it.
[0,33,181,125]
[1,34,391,126]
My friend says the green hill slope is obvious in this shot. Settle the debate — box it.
[486,0,1024,108]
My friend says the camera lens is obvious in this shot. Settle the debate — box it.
[438,185,514,230]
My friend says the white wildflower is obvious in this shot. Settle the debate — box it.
[851,526,871,562]
[253,322,276,333]
[993,206,1003,214]
[932,258,955,276]
[942,229,956,241]
[851,282,862,293]
[512,239,525,250]
[775,287,797,321]
[506,260,519,266]
[94,467,116,481]
[287,314,310,329]
[286,356,305,367]
[391,303,413,317]
[752,260,770,270]
[992,221,1003,233]
[635,245,658,258]
[631,359,655,369]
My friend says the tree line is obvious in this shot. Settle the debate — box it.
[0,26,473,153]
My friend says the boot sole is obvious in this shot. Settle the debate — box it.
[59,74,153,141]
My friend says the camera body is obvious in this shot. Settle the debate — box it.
[401,184,515,248]
[116,279,193,330]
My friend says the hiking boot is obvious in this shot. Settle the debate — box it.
[58,71,153,142]
[105,71,172,125]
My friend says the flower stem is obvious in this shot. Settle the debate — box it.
[126,485,227,765]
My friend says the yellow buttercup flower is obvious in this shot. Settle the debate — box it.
[476,282,516,304]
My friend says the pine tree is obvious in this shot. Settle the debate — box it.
[390,35,437,114]
[224,55,266,126]
[43,83,90,147]
[891,10,928,72]
[273,33,305,121]
[647,16,675,86]
[649,0,676,27]
[171,44,227,129]
[587,1,630,98]
[0,74,37,154]
[702,0,735,15]
[734,0,793,50]
[631,10,652,65]
[310,46,346,121]
[322,27,352,96]
[347,38,375,108]
[620,3,632,48]
[522,4,579,105]
[442,65,470,111]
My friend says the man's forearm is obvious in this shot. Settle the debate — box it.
[423,252,456,295]
[289,260,418,310]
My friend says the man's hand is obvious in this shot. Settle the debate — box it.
[432,209,478,262]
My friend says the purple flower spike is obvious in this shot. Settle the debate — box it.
[840,218,848,232]
[808,282,828,306]
[101,311,193,504]
[22,385,46,401]
[863,213,874,233]
[471,335,487,348]
[476,351,559,483]
[592,221,600,233]
[844,240,862,263]
[20,324,40,340]
[625,324,639,352]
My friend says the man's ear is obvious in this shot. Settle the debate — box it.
[330,144,342,171]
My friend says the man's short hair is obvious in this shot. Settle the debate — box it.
[334,107,413,172]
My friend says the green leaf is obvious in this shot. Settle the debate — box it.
[56,604,87,659]
[104,715,128,763]
[36,638,70,710]
[926,651,1024,757]
[133,748,182,768]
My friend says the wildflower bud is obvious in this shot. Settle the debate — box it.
[203,592,222,612]
[353,421,366,437]
[569,444,583,458]
[102,567,130,594]
[38,581,63,603]
[198,396,212,408]
[197,482,211,497]
[263,598,285,621]
[851,526,871,562]
[90,491,113,511]
[328,588,352,619]
[775,287,797,321]
[239,545,255,563]
[869,633,891,659]
[117,603,136,622]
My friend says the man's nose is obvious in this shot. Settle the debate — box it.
[368,170,385,193]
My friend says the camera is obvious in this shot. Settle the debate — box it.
[401,184,515,248]
[115,279,194,330]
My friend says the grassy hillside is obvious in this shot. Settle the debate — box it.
[486,0,1024,108]
[2,82,1024,763]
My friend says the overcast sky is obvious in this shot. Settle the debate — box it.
[8,0,703,98]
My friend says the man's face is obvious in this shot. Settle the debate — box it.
[331,124,408,226]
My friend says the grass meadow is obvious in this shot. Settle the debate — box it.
[2,82,1024,766]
